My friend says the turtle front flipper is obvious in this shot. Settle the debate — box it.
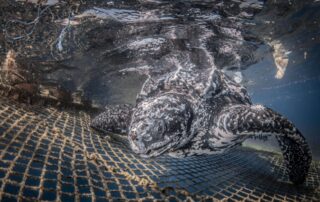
[217,104,312,185]
[91,104,133,134]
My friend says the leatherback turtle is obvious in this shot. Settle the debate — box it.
[91,51,312,184]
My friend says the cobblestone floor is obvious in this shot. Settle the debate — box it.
[0,98,319,202]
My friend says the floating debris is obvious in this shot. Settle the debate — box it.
[304,51,308,60]
[270,41,290,79]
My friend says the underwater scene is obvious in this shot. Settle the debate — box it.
[0,0,319,201]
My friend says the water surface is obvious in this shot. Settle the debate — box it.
[1,0,319,159]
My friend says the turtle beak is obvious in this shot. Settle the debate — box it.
[129,131,147,154]
[130,140,147,154]
[130,134,176,158]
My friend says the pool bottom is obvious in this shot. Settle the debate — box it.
[0,97,319,201]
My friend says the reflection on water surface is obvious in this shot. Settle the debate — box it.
[0,0,319,159]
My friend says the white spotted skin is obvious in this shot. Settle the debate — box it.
[91,104,133,134]
[126,63,253,157]
[128,94,194,157]
[92,46,311,185]
[92,18,312,185]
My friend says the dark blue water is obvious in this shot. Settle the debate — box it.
[242,2,320,159]
[1,0,319,159]
[244,46,320,159]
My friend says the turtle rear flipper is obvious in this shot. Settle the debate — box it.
[91,104,133,134]
[218,105,312,185]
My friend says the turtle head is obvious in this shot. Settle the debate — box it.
[128,94,194,158]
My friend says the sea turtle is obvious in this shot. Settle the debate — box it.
[91,51,311,185]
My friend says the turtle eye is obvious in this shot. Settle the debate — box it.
[148,119,166,137]
[143,135,153,142]
[157,124,164,133]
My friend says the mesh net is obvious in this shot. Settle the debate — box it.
[0,97,319,201]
